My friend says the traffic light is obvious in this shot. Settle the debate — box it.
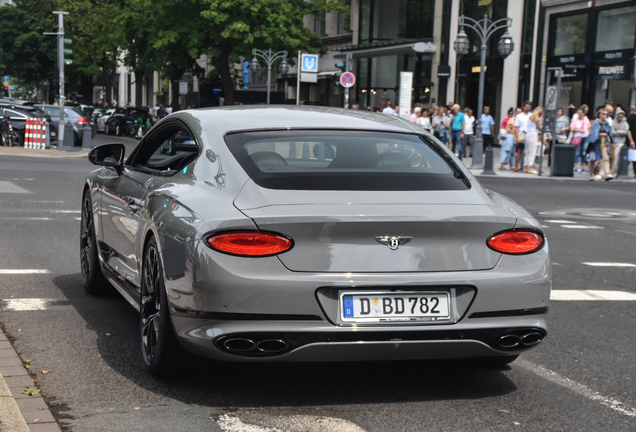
[4,86,8,97]
[63,38,72,65]
[335,61,346,86]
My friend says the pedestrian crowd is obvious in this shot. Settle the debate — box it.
[373,98,636,180]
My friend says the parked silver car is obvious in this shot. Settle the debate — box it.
[82,106,551,375]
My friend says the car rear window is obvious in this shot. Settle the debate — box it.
[224,130,469,191]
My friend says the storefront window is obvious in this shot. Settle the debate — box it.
[553,13,588,56]
[594,79,632,112]
[522,0,536,55]
[558,81,583,117]
[595,6,636,52]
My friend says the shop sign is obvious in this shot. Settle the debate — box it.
[399,71,413,120]
[548,59,585,79]
[437,64,451,78]
[596,64,629,80]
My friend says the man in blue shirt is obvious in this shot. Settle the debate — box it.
[480,106,496,149]
[450,104,465,159]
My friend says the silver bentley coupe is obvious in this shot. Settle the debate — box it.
[81,106,551,375]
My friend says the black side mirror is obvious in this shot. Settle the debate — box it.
[88,143,126,174]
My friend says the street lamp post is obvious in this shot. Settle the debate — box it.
[454,15,514,174]
[250,48,289,105]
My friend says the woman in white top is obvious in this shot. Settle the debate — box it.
[524,107,543,174]
[418,108,431,132]
[462,108,475,157]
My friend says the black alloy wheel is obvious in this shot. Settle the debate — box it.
[140,237,183,375]
[80,191,109,294]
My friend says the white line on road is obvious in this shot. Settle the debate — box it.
[582,262,636,268]
[3,217,52,220]
[1,299,48,311]
[551,290,636,301]
[0,181,31,194]
[616,230,636,236]
[0,270,50,274]
[560,225,603,229]
[517,359,636,418]
[216,414,366,432]
[544,220,576,224]
[48,210,81,213]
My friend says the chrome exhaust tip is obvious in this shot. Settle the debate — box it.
[498,334,521,348]
[223,338,256,352]
[256,339,289,353]
[521,332,543,346]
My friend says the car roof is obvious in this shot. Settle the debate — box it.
[178,105,423,135]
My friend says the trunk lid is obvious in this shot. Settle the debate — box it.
[235,182,516,273]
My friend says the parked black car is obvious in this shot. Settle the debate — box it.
[35,104,96,146]
[0,104,57,146]
[105,107,151,136]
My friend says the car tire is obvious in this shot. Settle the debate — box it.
[80,191,110,295]
[140,237,184,376]
[470,355,519,367]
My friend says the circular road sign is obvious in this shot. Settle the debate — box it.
[340,72,355,88]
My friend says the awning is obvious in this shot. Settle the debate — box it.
[337,40,436,60]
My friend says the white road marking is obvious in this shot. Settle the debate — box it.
[49,210,81,213]
[517,359,636,418]
[1,299,48,311]
[0,181,31,194]
[0,270,50,274]
[4,217,52,221]
[544,220,576,224]
[551,290,636,301]
[616,230,636,236]
[560,225,603,229]
[582,262,636,268]
[216,414,366,432]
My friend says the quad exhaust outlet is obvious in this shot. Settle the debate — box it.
[497,331,545,349]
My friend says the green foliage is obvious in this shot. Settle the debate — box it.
[201,0,348,103]
[0,1,58,87]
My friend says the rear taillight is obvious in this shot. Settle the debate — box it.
[206,231,293,257]
[77,117,88,125]
[487,230,544,255]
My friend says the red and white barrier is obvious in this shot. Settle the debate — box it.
[24,118,47,149]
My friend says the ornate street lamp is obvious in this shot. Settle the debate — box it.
[251,48,288,104]
[454,29,470,57]
[454,15,514,175]
[498,30,515,59]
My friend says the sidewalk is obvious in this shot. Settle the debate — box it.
[461,147,636,182]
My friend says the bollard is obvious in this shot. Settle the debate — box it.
[481,146,496,175]
[82,124,92,151]
[62,121,75,150]
[470,134,484,168]
[615,144,630,180]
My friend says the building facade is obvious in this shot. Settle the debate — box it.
[539,0,636,114]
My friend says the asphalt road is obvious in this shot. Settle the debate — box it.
[1,153,636,431]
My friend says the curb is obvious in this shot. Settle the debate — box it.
[0,333,61,432]
[0,147,87,159]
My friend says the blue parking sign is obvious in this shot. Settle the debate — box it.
[301,54,318,73]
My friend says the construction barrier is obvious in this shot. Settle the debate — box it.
[24,118,47,150]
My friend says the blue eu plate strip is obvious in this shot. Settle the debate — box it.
[343,295,354,318]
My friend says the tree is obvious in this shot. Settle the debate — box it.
[0,1,58,100]
[127,0,210,111]
[202,0,348,105]
[60,0,124,105]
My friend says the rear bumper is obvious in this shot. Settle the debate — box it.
[171,315,547,362]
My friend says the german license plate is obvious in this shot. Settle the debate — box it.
[340,291,450,322]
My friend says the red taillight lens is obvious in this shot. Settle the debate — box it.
[77,117,88,125]
[487,230,544,255]
[206,231,293,257]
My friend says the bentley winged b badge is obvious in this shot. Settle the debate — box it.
[375,236,413,250]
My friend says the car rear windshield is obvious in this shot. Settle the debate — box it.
[224,130,469,191]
